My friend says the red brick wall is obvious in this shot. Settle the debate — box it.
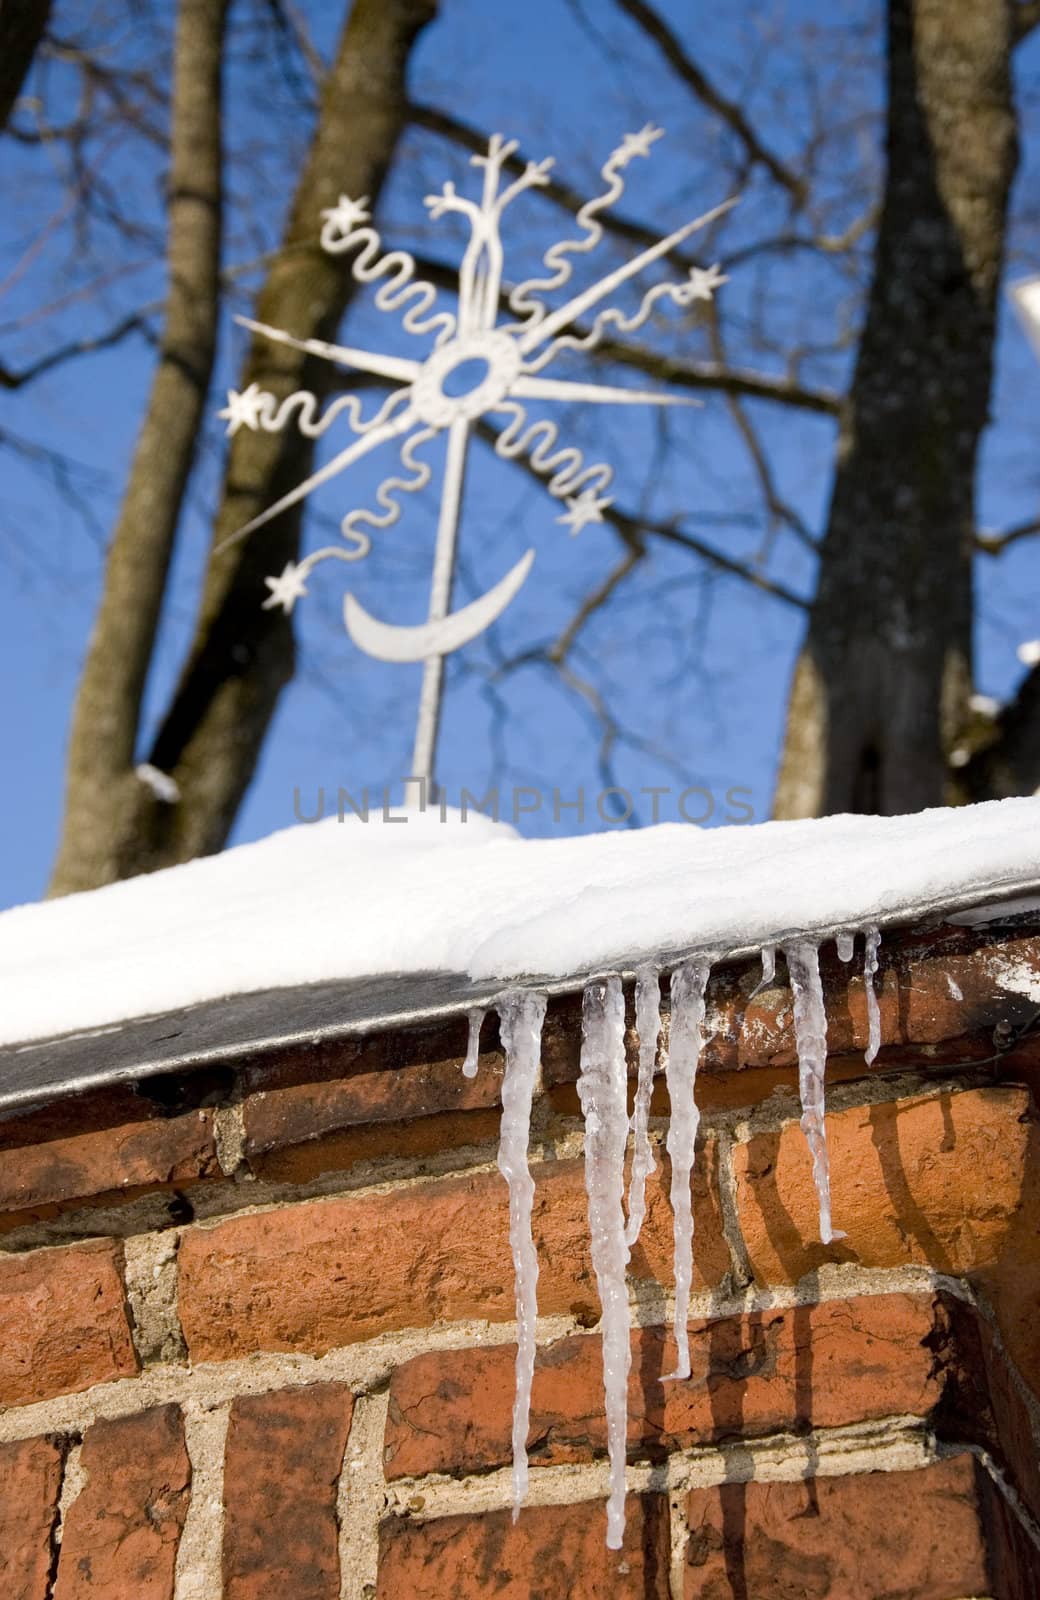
[0,922,1037,1598]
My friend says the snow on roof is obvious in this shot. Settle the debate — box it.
[0,796,1037,1049]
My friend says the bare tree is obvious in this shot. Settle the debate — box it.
[774,0,1031,817]
[483,0,1040,819]
[5,0,1040,898]
[46,0,228,893]
[48,0,438,893]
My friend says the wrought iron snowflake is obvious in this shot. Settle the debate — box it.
[217,126,731,780]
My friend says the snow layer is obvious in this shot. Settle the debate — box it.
[1,796,1038,1047]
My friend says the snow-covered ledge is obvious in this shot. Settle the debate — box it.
[0,797,1038,1048]
[0,796,1038,1557]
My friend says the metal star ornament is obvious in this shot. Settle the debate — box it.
[263,561,310,614]
[557,489,612,535]
[218,382,267,435]
[216,126,733,788]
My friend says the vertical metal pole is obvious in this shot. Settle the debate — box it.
[410,415,471,799]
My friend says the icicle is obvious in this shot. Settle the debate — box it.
[836,932,855,963]
[461,1007,485,1078]
[783,940,844,1245]
[577,976,632,1551]
[664,956,711,1382]
[863,925,882,1066]
[749,943,776,999]
[495,988,548,1522]
[625,966,661,1249]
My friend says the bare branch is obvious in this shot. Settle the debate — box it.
[412,102,868,279]
[407,101,701,259]
[705,306,819,553]
[409,251,842,416]
[631,515,808,608]
[561,332,843,417]
[611,0,808,204]
[547,544,645,665]
[262,0,328,91]
[975,515,1040,555]
[0,307,158,388]
[473,416,808,609]
[0,0,52,132]
[539,331,843,416]
[722,205,879,270]
[41,39,168,149]
[0,421,108,546]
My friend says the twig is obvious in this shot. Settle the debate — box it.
[612,0,808,204]
[975,516,1040,555]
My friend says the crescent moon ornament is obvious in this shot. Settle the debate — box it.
[216,127,733,793]
[344,548,536,664]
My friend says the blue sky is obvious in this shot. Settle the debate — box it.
[1,0,1039,910]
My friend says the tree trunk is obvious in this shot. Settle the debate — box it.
[773,0,1019,819]
[0,0,52,131]
[50,0,438,895]
[49,0,228,896]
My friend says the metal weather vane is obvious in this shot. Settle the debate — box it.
[217,125,732,789]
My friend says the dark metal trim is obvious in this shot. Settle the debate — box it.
[0,875,1037,1117]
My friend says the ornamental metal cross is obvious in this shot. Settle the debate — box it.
[217,126,732,792]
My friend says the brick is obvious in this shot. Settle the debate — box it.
[377,1495,670,1599]
[704,931,1040,1075]
[244,1054,504,1156]
[977,1112,1040,1394]
[684,1454,994,1599]
[385,1292,943,1480]
[541,947,896,1088]
[540,933,1040,1105]
[936,1294,1040,1528]
[904,933,1040,1047]
[241,1016,507,1182]
[53,1405,190,1600]
[0,1110,217,1226]
[241,1013,502,1095]
[0,1437,64,1600]
[178,1151,727,1362]
[0,1081,202,1158]
[977,1459,1040,1600]
[733,1085,1034,1284]
[0,1241,138,1406]
[249,1110,503,1185]
[222,1384,353,1600]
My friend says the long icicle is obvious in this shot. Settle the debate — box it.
[626,966,661,1248]
[863,925,882,1066]
[496,988,548,1521]
[664,957,711,1381]
[783,941,844,1244]
[577,977,632,1550]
